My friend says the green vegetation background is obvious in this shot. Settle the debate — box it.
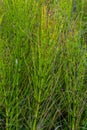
[0,0,87,130]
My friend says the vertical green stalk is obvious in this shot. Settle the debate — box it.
[5,99,9,130]
[15,60,19,130]
[15,38,21,130]
[32,2,42,129]
[71,99,76,130]
[32,90,41,130]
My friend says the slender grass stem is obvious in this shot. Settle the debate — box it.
[6,104,9,130]
[32,90,41,130]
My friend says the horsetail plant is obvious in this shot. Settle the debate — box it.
[0,0,87,130]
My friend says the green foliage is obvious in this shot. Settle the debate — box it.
[0,0,87,130]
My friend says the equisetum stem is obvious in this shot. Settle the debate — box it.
[32,103,39,130]
[16,87,18,130]
[32,90,41,130]
[6,108,9,130]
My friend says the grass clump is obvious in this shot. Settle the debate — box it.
[0,0,87,130]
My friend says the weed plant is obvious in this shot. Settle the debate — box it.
[0,0,87,130]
